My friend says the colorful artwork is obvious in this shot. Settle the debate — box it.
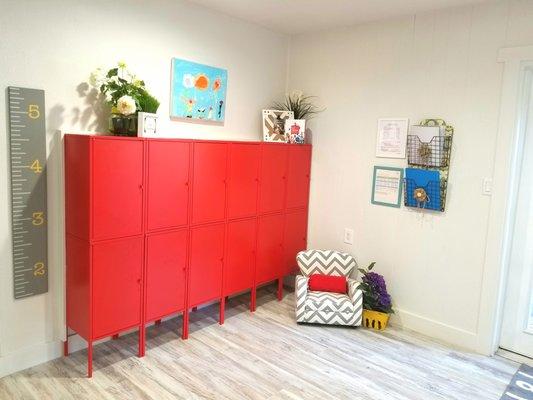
[284,119,306,144]
[171,58,227,123]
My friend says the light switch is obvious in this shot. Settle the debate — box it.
[344,228,354,245]
[482,178,493,196]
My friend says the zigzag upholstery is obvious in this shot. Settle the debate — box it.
[296,250,357,277]
[295,250,362,327]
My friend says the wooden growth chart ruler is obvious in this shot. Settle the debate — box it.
[8,86,48,299]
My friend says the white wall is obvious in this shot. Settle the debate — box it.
[288,0,533,353]
[0,0,288,377]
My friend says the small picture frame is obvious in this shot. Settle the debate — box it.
[137,112,159,137]
[376,118,409,158]
[371,166,404,208]
[262,110,294,142]
[284,119,306,144]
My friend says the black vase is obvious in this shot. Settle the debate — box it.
[110,114,137,137]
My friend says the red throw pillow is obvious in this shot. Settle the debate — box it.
[308,274,347,294]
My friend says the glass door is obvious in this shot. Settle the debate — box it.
[500,66,533,358]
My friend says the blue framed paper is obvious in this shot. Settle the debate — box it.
[170,58,227,124]
[371,166,404,208]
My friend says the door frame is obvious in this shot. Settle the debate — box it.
[478,45,533,355]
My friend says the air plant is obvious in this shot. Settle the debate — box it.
[272,90,324,120]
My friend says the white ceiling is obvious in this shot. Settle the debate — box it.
[186,0,487,34]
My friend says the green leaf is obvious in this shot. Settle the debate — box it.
[368,262,376,270]
[107,68,118,78]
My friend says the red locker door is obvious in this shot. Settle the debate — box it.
[192,143,227,224]
[259,145,288,214]
[227,144,260,219]
[283,209,308,275]
[92,237,143,338]
[286,146,311,209]
[147,141,189,231]
[225,219,256,295]
[146,230,187,321]
[189,224,224,306]
[256,214,284,284]
[92,139,144,240]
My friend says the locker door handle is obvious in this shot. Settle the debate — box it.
[137,278,141,284]
[184,182,189,186]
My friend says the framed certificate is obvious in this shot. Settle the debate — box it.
[376,118,409,158]
[371,166,404,208]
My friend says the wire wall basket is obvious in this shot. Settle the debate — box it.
[407,134,452,168]
[404,119,453,213]
[404,177,448,212]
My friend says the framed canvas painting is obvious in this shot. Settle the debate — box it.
[262,109,294,142]
[170,58,228,124]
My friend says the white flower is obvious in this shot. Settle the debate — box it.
[89,67,103,87]
[116,95,136,115]
[133,78,143,88]
[118,60,127,69]
[182,74,195,88]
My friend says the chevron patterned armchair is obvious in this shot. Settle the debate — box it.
[295,250,363,326]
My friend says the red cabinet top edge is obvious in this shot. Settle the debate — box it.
[64,133,312,146]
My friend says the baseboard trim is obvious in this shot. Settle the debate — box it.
[0,340,63,378]
[390,308,480,353]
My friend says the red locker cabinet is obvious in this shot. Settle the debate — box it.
[92,237,143,338]
[65,135,312,377]
[188,223,225,307]
[64,135,145,378]
[192,142,227,224]
[224,218,256,296]
[259,144,288,214]
[256,214,285,286]
[283,209,308,275]
[227,143,260,219]
[286,146,312,210]
[146,230,188,322]
[147,141,190,231]
[92,138,144,240]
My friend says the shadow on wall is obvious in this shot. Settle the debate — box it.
[72,82,108,132]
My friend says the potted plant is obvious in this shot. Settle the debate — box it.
[358,262,394,331]
[271,90,324,144]
[89,61,160,136]
[272,90,323,120]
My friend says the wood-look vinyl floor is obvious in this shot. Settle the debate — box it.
[0,286,518,400]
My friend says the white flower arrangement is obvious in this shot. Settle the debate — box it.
[88,61,160,115]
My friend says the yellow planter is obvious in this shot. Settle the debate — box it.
[362,309,390,331]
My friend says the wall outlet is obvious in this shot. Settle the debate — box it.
[344,228,354,245]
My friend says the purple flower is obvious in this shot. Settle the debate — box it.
[360,267,394,313]
[362,272,387,292]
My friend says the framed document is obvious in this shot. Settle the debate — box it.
[371,166,404,208]
[376,118,409,158]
